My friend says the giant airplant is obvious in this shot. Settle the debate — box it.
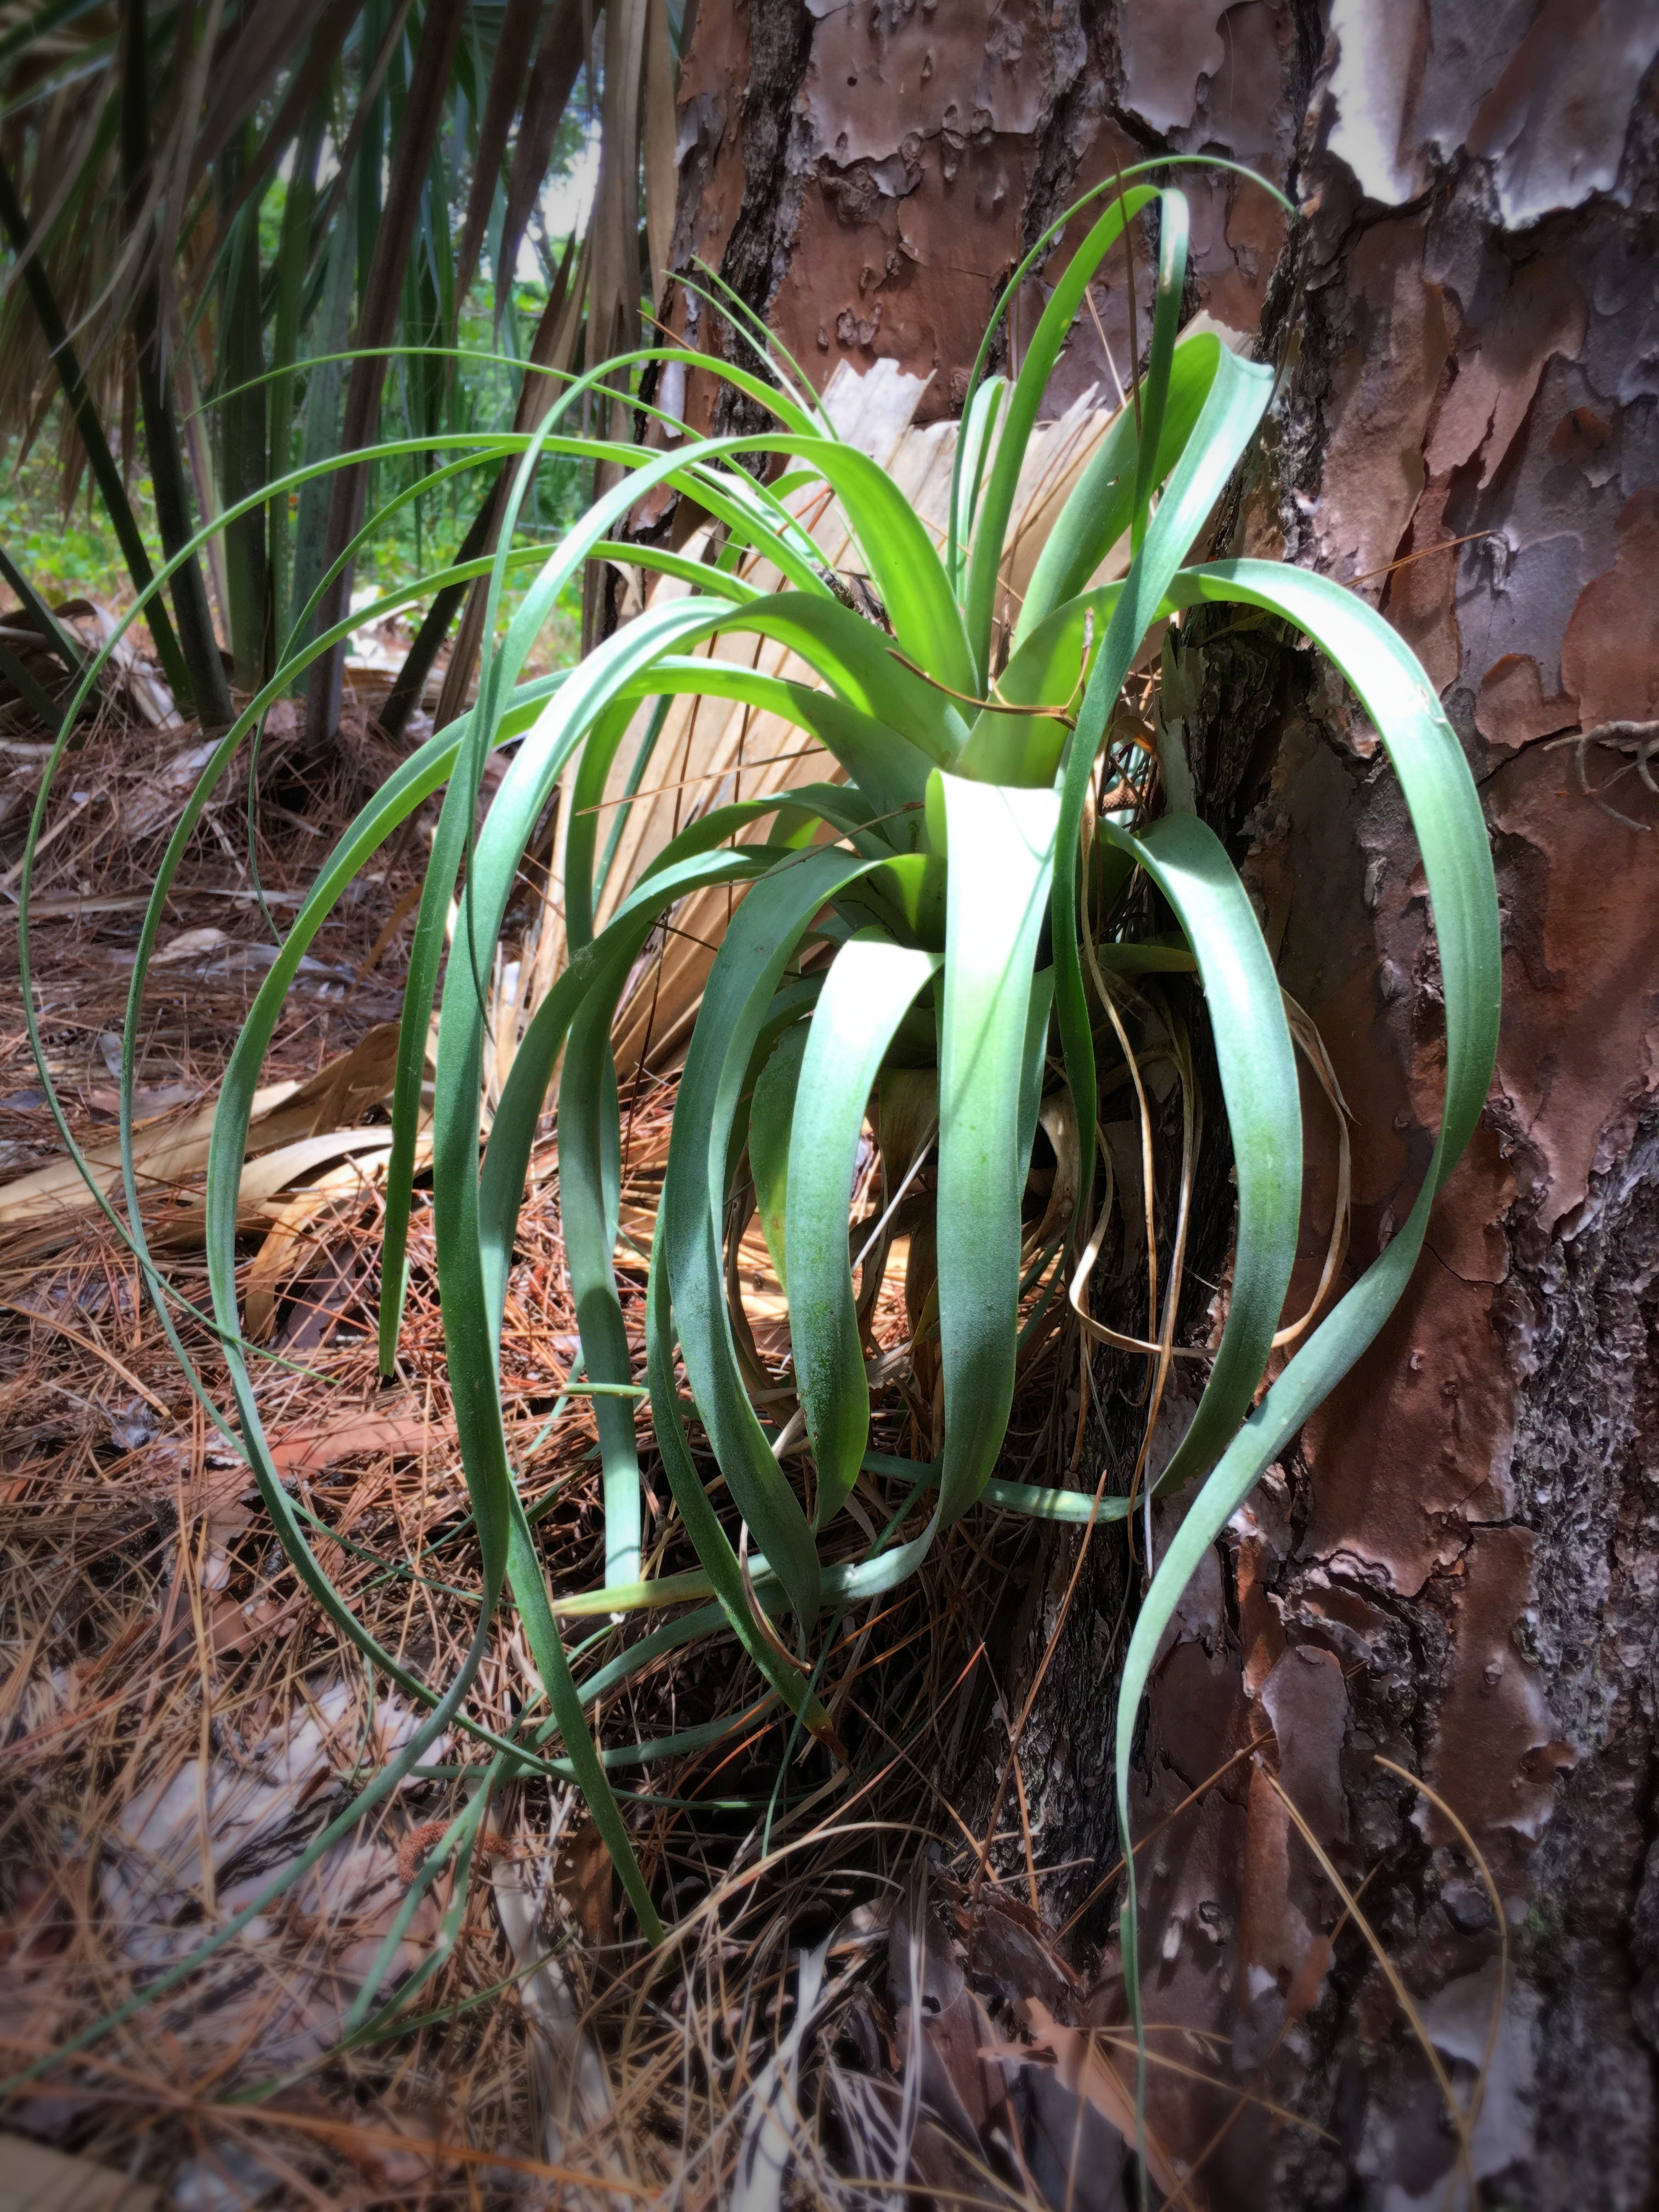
[16,166,1499,2083]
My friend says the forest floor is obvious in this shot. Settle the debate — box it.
[0,670,1161,2209]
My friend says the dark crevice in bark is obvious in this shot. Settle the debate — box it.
[707,0,815,445]
[1016,3,1118,264]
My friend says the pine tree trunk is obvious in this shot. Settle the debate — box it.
[669,5,1659,2198]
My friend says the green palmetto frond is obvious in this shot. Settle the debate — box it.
[9,165,1500,2118]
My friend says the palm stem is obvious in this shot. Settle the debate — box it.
[267,112,321,670]
[117,0,233,724]
[377,484,499,741]
[0,151,193,707]
[304,0,467,742]
[218,144,272,690]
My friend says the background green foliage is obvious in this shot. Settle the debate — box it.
[0,0,651,715]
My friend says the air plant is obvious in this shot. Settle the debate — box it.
[12,161,1499,2107]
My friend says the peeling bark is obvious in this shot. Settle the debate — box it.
[671,4,1659,2199]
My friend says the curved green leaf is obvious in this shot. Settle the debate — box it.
[693,591,967,797]
[787,438,975,696]
[662,845,881,1623]
[1016,335,1245,644]
[1019,965,1056,1177]
[949,373,1007,595]
[645,1248,841,1747]
[1050,334,1274,1227]
[946,157,1293,599]
[1097,809,1301,1500]
[750,1021,810,1290]
[379,594,720,1368]
[618,657,933,848]
[561,983,646,1585]
[1129,191,1190,556]
[935,774,1060,1521]
[479,845,782,1342]
[787,933,942,1527]
[962,185,1156,680]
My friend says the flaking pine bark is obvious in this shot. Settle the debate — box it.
[665,3,1659,2202]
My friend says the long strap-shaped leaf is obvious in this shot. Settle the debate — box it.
[180,714,751,1912]
[191,721,642,1816]
[671,464,834,599]
[556,945,809,1595]
[787,934,943,1528]
[960,185,1156,679]
[1014,334,1240,645]
[645,1251,840,1748]
[494,857,812,1604]
[1051,337,1273,1221]
[450,785,849,1599]
[1096,810,1301,1501]
[490,885,849,1730]
[1112,555,1500,2133]
[723,977,825,1262]
[563,696,641,952]
[374,391,922,1346]
[430,884,664,1932]
[945,157,1292,597]
[949,374,1007,590]
[177,716,595,1844]
[935,774,1060,1522]
[565,661,907,952]
[749,1023,809,1291]
[780,438,975,698]
[478,846,783,1341]
[382,543,961,1358]
[479,797,871,1351]
[471,396,966,695]
[19,539,552,1459]
[477,599,729,963]
[431,848,849,1918]
[379,592,725,1367]
[663,845,883,1624]
[121,589,556,1412]
[1019,967,1056,1176]
[561,986,646,1585]
[687,592,968,793]
[634,786,879,878]
[499,1491,664,1938]
[1128,193,1190,557]
[957,582,1130,787]
[614,660,932,853]
[1167,564,1499,1097]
